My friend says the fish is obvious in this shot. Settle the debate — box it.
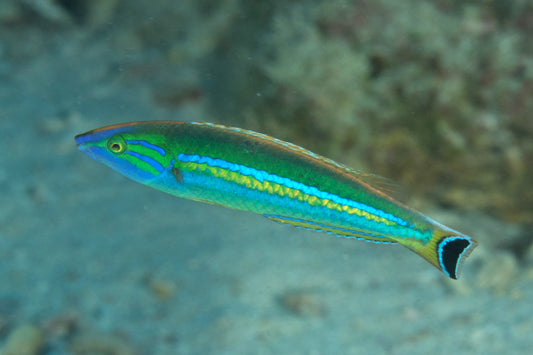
[75,121,477,279]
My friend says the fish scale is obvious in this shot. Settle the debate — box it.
[75,121,477,279]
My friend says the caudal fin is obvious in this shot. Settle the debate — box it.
[393,231,477,279]
[435,236,477,279]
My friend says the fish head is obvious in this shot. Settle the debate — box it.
[75,122,171,185]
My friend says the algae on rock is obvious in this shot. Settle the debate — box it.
[205,0,533,223]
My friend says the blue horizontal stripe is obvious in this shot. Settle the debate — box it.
[127,151,164,172]
[126,140,166,156]
[177,153,409,227]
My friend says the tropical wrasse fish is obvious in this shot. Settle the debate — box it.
[75,121,477,279]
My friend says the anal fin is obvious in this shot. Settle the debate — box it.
[264,215,396,244]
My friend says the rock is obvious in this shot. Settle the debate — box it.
[22,0,73,25]
[18,0,119,26]
[278,289,326,317]
[0,324,44,355]
[0,0,23,24]
[80,0,119,27]
[523,241,533,266]
[41,312,79,340]
[70,333,136,355]
[475,251,519,293]
[147,278,177,301]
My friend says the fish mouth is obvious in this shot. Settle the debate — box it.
[75,132,95,147]
[74,132,100,159]
[75,128,108,151]
[75,136,86,149]
[74,134,86,149]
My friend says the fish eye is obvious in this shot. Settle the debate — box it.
[107,136,127,154]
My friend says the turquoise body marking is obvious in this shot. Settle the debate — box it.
[177,153,410,227]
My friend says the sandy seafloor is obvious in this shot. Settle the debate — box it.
[1,13,533,355]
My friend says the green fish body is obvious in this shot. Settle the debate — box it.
[75,121,476,279]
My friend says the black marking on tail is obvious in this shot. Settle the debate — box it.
[437,237,472,279]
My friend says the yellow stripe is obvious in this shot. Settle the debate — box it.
[182,161,397,226]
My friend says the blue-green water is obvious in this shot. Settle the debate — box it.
[1,1,532,354]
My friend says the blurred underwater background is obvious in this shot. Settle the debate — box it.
[1,0,533,354]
